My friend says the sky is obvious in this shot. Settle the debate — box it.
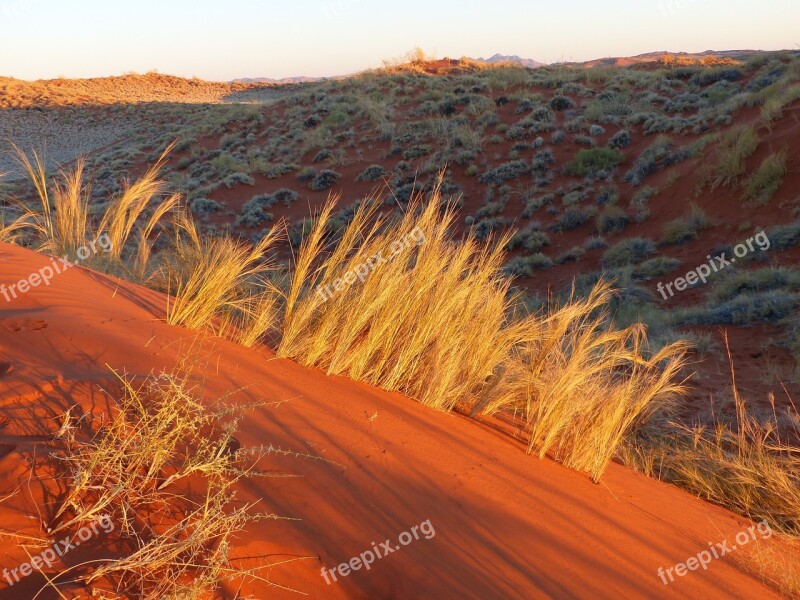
[1,0,799,81]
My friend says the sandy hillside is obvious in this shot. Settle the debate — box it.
[0,242,793,599]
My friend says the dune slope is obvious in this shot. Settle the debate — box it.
[0,241,789,599]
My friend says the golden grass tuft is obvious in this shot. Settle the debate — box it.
[10,144,181,277]
[621,335,800,536]
[277,181,689,481]
[160,211,283,338]
[43,365,289,598]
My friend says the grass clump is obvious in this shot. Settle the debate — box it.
[276,181,689,481]
[566,148,624,177]
[602,238,656,268]
[622,339,800,538]
[710,125,759,189]
[742,152,787,205]
[45,366,283,598]
[661,203,713,245]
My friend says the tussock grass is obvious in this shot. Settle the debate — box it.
[762,83,800,126]
[710,125,760,189]
[160,212,282,335]
[10,144,181,277]
[481,285,690,479]
[621,337,800,536]
[742,152,787,205]
[277,181,689,481]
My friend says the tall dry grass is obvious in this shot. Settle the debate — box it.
[44,365,290,598]
[621,335,800,536]
[4,150,692,483]
[276,181,689,480]
[9,144,181,277]
[159,211,282,338]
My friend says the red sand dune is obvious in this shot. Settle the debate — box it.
[0,241,792,599]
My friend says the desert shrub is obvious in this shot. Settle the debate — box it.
[607,129,632,149]
[574,134,597,147]
[675,291,799,326]
[742,152,787,204]
[551,129,566,144]
[550,95,575,111]
[553,205,594,231]
[583,235,608,250]
[596,205,629,235]
[522,193,555,217]
[710,125,759,189]
[710,268,800,304]
[602,237,656,268]
[632,256,681,279]
[356,164,387,182]
[624,136,697,185]
[259,162,298,179]
[562,190,587,206]
[479,160,530,184]
[309,169,341,191]
[689,67,742,86]
[507,226,550,252]
[566,148,624,177]
[556,246,586,264]
[503,253,554,275]
[403,145,432,160]
[476,200,506,218]
[45,367,274,597]
[221,172,255,188]
[189,197,223,216]
[532,149,555,173]
[296,166,317,182]
[768,221,800,251]
[595,185,619,205]
[589,124,605,136]
[313,148,333,163]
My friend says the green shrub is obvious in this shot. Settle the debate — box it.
[566,148,624,177]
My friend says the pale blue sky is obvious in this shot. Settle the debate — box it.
[1,0,798,81]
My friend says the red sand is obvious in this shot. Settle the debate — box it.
[0,241,793,599]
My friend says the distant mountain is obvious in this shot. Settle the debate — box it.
[475,54,546,68]
[233,76,325,84]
